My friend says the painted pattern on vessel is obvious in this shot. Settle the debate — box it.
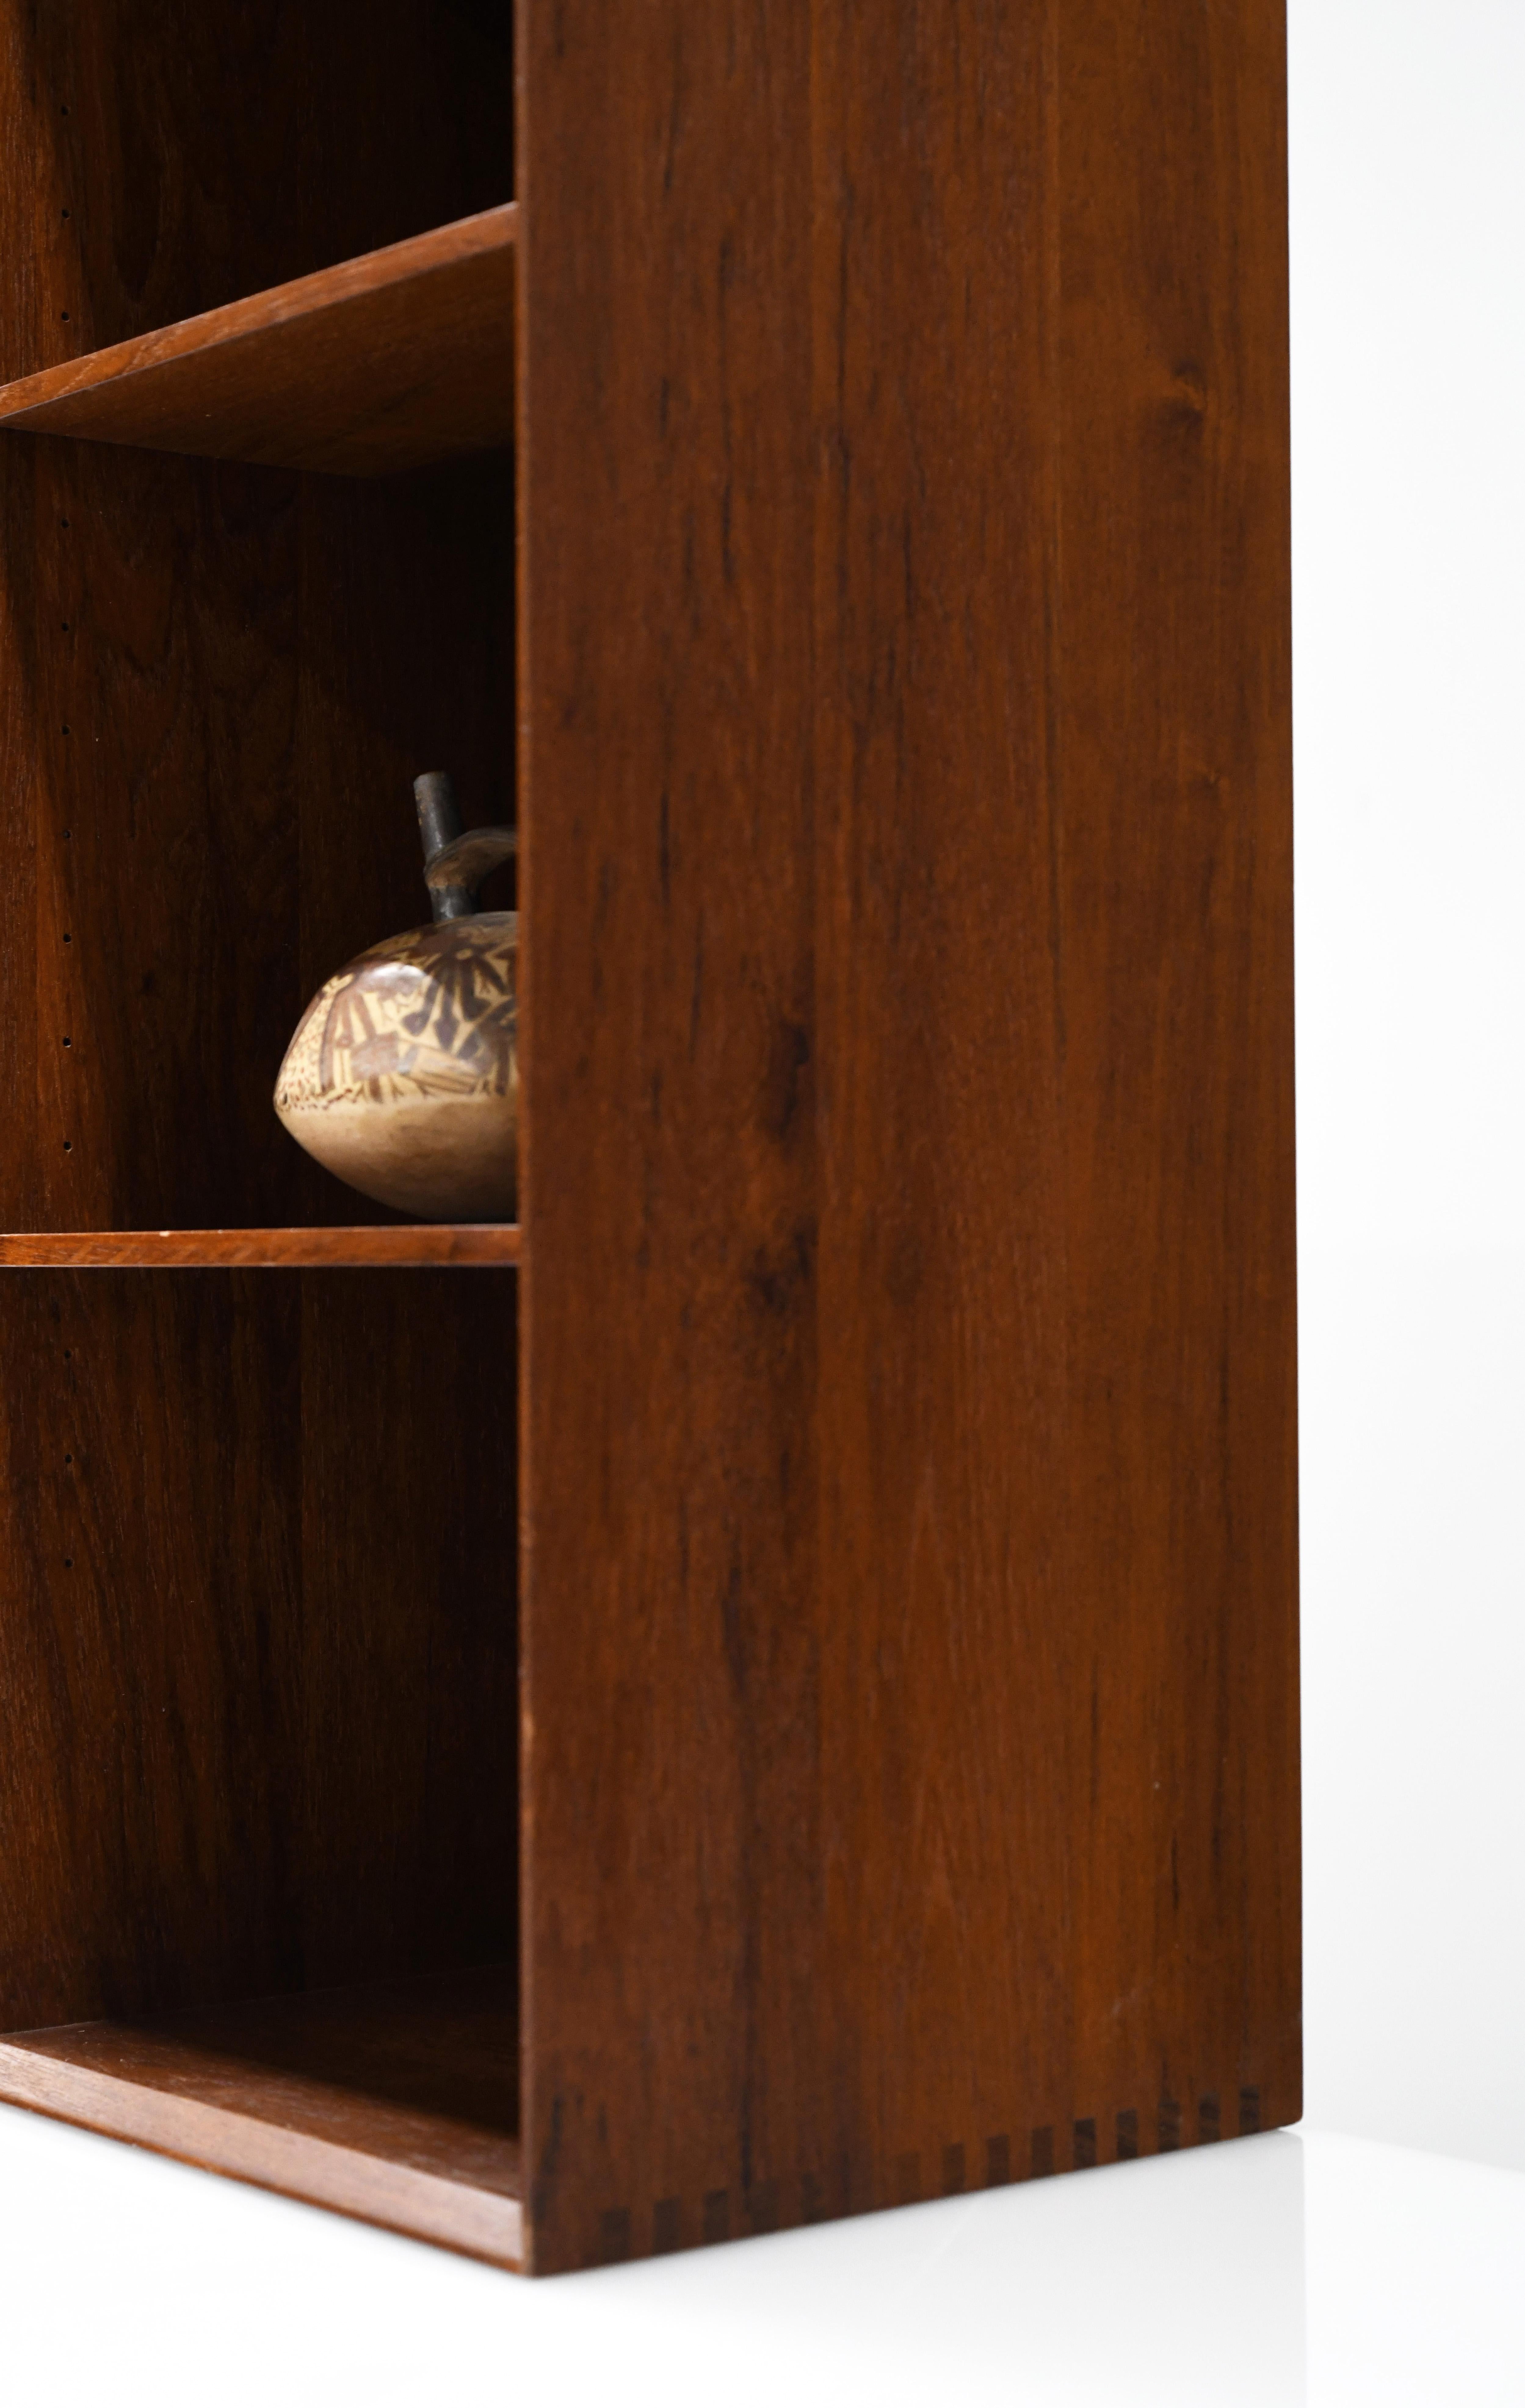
[276,913,517,1114]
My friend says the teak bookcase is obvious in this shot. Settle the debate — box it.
[0,2,1299,2277]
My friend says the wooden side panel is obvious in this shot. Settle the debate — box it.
[806,1,1077,2205]
[520,0,1297,2271]
[1056,0,1299,2149]
[519,2,822,2275]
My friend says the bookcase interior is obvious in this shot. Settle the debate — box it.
[0,0,522,2261]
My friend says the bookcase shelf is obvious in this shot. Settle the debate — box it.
[0,206,515,477]
[0,1228,521,1269]
[0,1968,521,2269]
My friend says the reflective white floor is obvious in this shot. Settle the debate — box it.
[2,2108,1521,2404]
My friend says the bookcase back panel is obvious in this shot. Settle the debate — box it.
[0,1268,517,2032]
[520,0,1298,2272]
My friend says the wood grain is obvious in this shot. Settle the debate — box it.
[0,0,521,2253]
[0,2,515,1244]
[1,2,512,382]
[0,434,513,1237]
[0,1270,305,2021]
[0,1967,521,2266]
[1053,0,1299,2139]
[518,0,1297,2272]
[0,207,516,477]
[298,1271,518,1991]
[0,1227,521,1267]
[0,1271,517,2031]
[0,0,1296,2282]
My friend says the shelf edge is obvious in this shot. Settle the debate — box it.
[0,2039,523,2270]
[0,204,518,429]
[0,1228,522,1268]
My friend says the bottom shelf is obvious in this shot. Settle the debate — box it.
[0,1965,521,2267]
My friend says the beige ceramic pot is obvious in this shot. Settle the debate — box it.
[274,774,518,1221]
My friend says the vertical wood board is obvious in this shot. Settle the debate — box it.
[520,0,1298,2272]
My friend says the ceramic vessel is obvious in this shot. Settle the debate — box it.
[274,773,518,1220]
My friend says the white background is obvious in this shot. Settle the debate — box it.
[3,1,1523,2396]
[1292,0,1525,2173]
